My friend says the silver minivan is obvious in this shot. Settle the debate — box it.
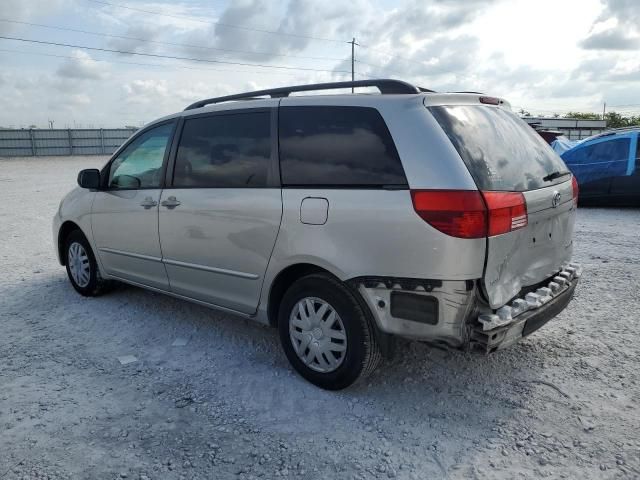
[53,80,581,389]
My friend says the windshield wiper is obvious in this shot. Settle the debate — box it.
[542,170,571,182]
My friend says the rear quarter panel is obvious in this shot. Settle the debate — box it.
[263,189,486,284]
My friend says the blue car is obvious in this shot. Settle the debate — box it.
[561,128,640,206]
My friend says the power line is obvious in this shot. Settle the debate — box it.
[0,48,311,77]
[0,18,346,62]
[88,0,349,45]
[0,35,352,74]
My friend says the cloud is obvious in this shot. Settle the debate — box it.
[123,79,169,102]
[0,0,68,34]
[568,55,640,84]
[56,50,108,80]
[581,29,639,50]
[181,0,366,62]
[328,0,498,85]
[581,0,640,50]
[67,93,91,107]
[106,24,164,53]
[570,57,619,81]
[2,0,637,127]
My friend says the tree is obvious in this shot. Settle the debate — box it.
[604,112,640,128]
[563,112,601,120]
[557,111,640,128]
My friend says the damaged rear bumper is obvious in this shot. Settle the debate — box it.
[351,264,581,352]
[471,264,582,352]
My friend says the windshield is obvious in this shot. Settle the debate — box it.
[429,105,569,191]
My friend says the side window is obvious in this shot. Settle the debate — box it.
[585,138,630,164]
[563,138,630,167]
[173,111,271,188]
[279,106,407,187]
[108,122,174,189]
[563,145,588,165]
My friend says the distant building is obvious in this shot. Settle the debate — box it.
[521,117,607,141]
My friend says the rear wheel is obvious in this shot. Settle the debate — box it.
[64,230,109,296]
[278,274,381,390]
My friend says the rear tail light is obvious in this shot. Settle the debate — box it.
[571,175,579,206]
[482,191,528,236]
[411,190,487,238]
[411,190,528,239]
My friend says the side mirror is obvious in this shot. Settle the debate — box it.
[77,169,101,189]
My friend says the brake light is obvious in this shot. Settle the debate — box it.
[482,191,528,236]
[479,96,501,105]
[411,190,486,238]
[571,175,579,206]
[411,190,528,239]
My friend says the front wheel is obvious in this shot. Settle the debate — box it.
[278,274,381,390]
[64,230,109,297]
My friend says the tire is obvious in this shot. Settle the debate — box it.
[64,230,109,297]
[278,273,382,390]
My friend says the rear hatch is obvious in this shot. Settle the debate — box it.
[428,101,577,308]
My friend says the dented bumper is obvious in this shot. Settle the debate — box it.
[472,263,582,352]
[352,277,477,348]
[351,264,581,352]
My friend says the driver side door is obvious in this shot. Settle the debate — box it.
[91,121,176,290]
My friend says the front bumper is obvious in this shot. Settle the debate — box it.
[52,212,63,265]
[471,263,582,352]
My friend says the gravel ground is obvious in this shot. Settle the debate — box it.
[1,156,639,480]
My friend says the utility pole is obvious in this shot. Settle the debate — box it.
[602,102,606,121]
[351,37,356,93]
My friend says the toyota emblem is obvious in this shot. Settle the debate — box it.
[552,191,561,208]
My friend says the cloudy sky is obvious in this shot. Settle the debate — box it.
[0,0,639,128]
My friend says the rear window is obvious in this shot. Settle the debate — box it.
[279,106,407,187]
[429,105,569,191]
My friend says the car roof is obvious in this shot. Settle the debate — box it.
[142,79,510,129]
[580,126,640,144]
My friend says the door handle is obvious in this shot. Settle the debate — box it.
[140,197,158,209]
[161,196,181,209]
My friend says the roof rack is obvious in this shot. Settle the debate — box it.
[184,79,433,111]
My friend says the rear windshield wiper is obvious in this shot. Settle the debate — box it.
[542,170,571,182]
